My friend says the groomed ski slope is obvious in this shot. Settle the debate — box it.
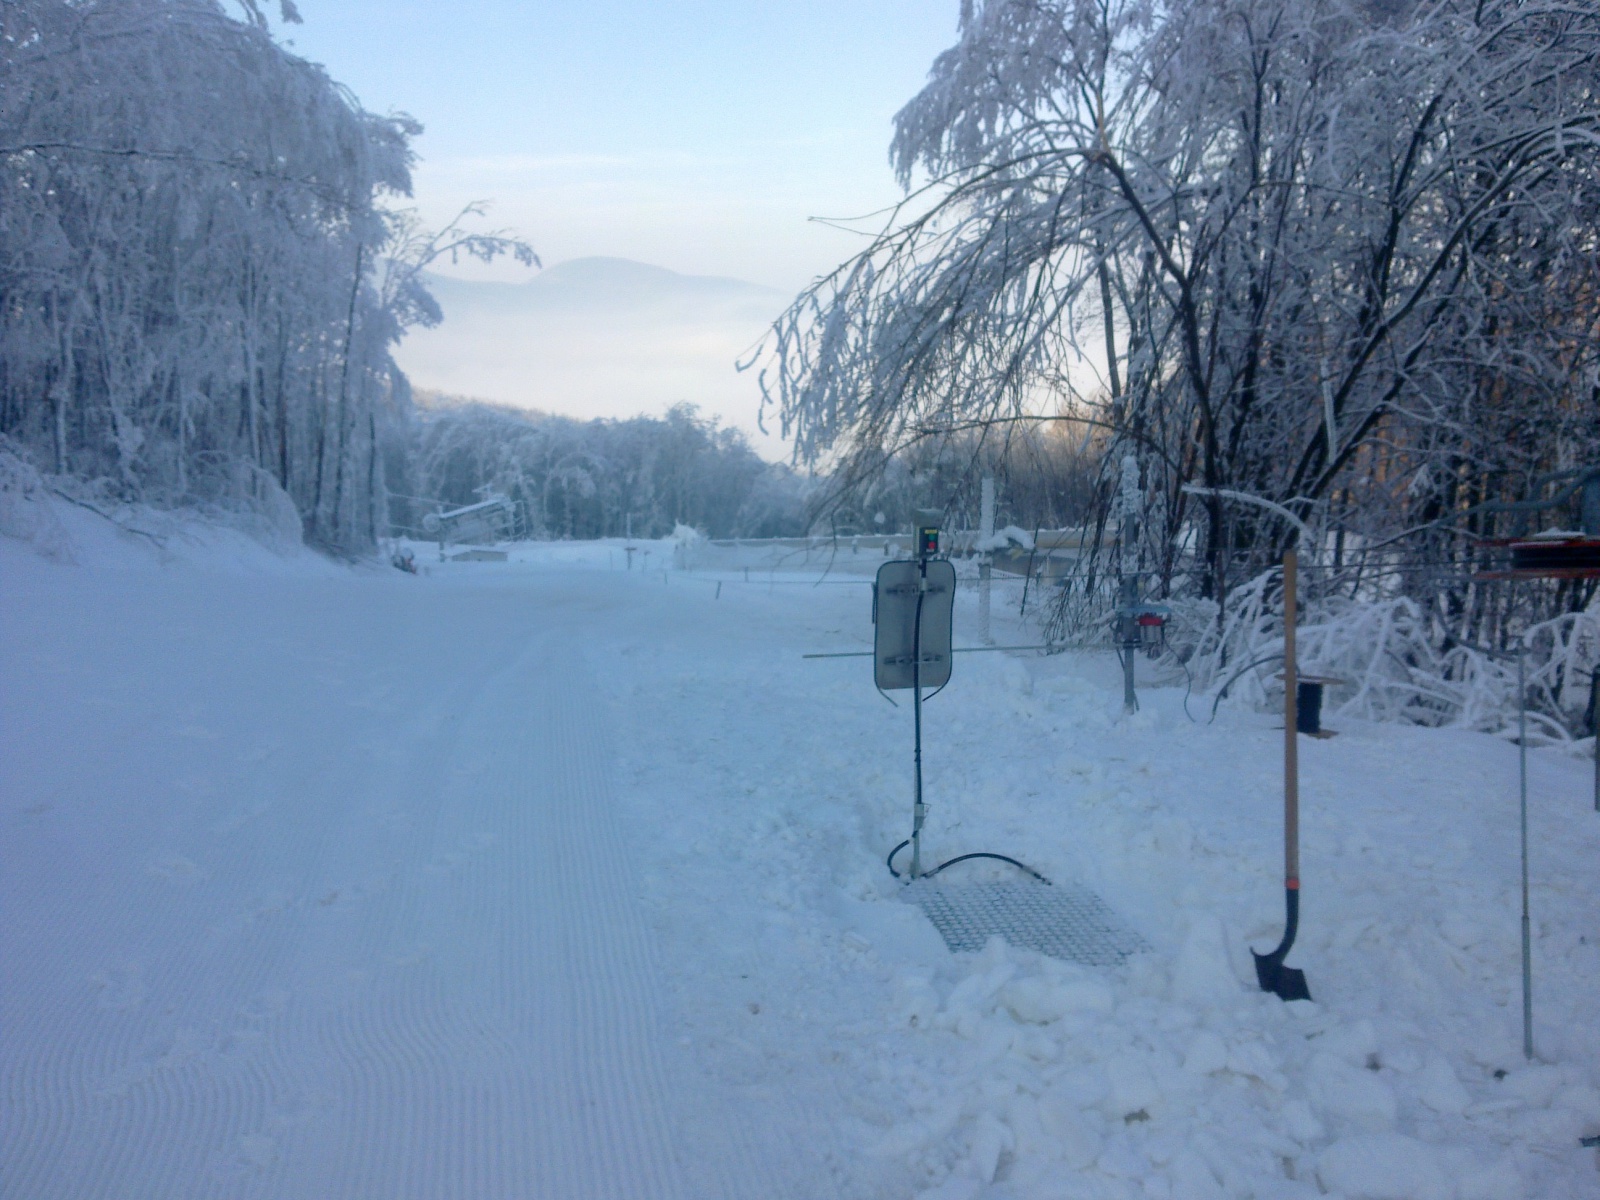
[2,519,1598,1200]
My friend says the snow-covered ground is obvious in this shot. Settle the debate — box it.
[3,516,1598,1199]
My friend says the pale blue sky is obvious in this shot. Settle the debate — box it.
[280,1,961,290]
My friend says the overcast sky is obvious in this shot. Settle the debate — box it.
[279,1,961,291]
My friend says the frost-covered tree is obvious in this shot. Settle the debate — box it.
[765,0,1600,615]
[0,0,530,550]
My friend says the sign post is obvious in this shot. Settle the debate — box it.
[874,512,956,878]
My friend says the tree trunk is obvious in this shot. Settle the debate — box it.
[329,241,366,545]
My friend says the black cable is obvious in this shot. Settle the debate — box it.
[1208,653,1286,724]
[887,839,911,878]
[1168,627,1198,723]
[923,852,1053,885]
[888,841,1051,884]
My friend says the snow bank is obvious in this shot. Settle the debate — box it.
[0,446,339,577]
[854,933,1582,1199]
[975,525,1035,554]
[608,544,1600,1198]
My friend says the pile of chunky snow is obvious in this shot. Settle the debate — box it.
[864,933,1569,1199]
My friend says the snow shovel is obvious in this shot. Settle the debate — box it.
[1253,549,1312,1002]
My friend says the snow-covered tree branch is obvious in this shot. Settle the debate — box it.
[0,0,531,551]
[763,0,1600,621]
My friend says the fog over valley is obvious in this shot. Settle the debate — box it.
[396,257,790,459]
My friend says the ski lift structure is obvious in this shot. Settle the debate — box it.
[421,490,516,561]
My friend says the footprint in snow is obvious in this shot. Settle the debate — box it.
[148,854,205,881]
[90,963,146,1010]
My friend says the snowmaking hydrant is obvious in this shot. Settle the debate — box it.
[873,510,957,879]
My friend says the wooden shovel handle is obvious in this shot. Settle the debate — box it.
[1283,549,1299,886]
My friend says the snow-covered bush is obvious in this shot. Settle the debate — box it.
[0,439,73,560]
[671,522,706,570]
[1169,571,1599,746]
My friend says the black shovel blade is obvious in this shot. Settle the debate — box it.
[1253,950,1311,1002]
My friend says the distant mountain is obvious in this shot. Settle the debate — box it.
[392,258,793,458]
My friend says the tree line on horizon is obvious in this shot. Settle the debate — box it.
[394,395,814,542]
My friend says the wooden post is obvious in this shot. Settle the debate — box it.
[1284,549,1299,892]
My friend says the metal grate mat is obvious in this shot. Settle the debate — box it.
[905,879,1149,967]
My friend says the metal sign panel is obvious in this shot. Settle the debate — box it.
[873,558,956,691]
